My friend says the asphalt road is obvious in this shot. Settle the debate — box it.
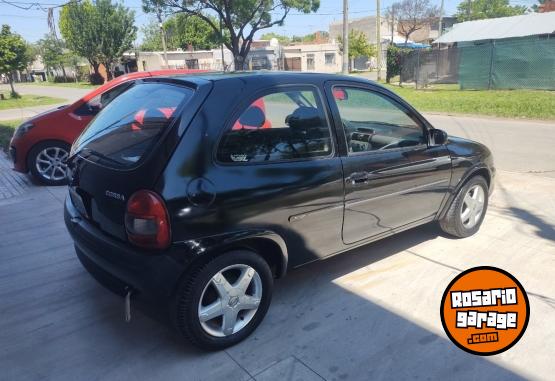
[0,84,554,380]
[425,113,555,178]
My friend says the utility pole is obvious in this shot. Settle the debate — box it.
[376,0,382,81]
[342,0,349,74]
[220,17,225,71]
[156,6,169,69]
[438,0,445,36]
[390,5,395,46]
[467,0,471,20]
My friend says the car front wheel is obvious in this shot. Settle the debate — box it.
[174,250,273,350]
[28,141,70,186]
[440,175,489,238]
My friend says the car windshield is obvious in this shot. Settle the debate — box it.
[73,82,193,168]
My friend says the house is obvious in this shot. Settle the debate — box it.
[281,43,341,73]
[539,0,555,12]
[434,12,555,90]
[134,49,224,71]
[329,16,395,44]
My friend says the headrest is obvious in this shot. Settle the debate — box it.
[286,106,323,130]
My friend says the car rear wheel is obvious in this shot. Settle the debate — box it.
[439,175,489,238]
[174,250,273,350]
[28,141,70,186]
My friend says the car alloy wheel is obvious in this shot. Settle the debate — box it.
[198,264,263,337]
[460,184,486,229]
[35,146,68,182]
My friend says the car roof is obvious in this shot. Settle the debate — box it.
[165,71,376,87]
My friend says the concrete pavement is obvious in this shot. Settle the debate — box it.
[1,153,553,380]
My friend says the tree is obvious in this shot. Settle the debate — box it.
[95,0,137,80]
[0,25,31,96]
[37,34,67,80]
[140,20,170,51]
[141,14,224,52]
[60,0,136,83]
[59,1,101,80]
[393,0,439,43]
[260,32,291,44]
[165,14,224,50]
[338,30,376,59]
[142,0,320,70]
[455,0,527,22]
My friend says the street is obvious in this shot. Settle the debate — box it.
[0,84,554,380]
[0,84,89,121]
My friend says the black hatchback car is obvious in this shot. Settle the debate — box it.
[64,72,494,350]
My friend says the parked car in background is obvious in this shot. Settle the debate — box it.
[9,69,204,185]
[64,72,495,350]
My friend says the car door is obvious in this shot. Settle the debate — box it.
[209,84,345,266]
[325,82,452,244]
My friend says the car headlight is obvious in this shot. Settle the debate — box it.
[13,122,35,138]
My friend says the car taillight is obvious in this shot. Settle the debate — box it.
[125,190,170,250]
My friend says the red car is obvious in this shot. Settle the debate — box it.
[9,69,202,185]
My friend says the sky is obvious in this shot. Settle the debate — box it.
[0,0,540,44]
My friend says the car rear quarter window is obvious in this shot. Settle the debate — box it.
[73,82,134,116]
[73,82,193,167]
[217,88,333,164]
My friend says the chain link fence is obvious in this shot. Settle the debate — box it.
[398,35,555,90]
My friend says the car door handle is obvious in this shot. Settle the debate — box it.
[348,172,370,186]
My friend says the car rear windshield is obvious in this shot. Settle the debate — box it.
[73,82,193,168]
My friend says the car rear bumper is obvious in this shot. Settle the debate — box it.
[64,195,186,321]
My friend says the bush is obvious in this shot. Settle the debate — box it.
[89,73,104,85]
[76,66,90,82]
[49,75,75,83]
[386,45,411,83]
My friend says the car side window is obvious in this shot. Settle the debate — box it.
[74,82,133,117]
[217,88,333,163]
[332,86,426,154]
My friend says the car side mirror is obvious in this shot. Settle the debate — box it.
[430,129,448,146]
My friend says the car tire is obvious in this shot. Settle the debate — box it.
[28,141,71,186]
[439,175,489,238]
[174,250,273,350]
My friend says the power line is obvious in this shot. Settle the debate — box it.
[0,0,79,11]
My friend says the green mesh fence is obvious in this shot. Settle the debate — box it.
[459,36,555,90]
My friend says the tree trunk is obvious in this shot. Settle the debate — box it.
[91,62,101,76]
[8,74,16,96]
[104,64,113,81]
[234,55,246,71]
[61,65,67,82]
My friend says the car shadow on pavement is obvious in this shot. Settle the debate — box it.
[77,223,525,380]
[506,207,555,242]
[496,180,555,243]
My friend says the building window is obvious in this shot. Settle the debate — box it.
[325,53,335,65]
[307,54,315,70]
